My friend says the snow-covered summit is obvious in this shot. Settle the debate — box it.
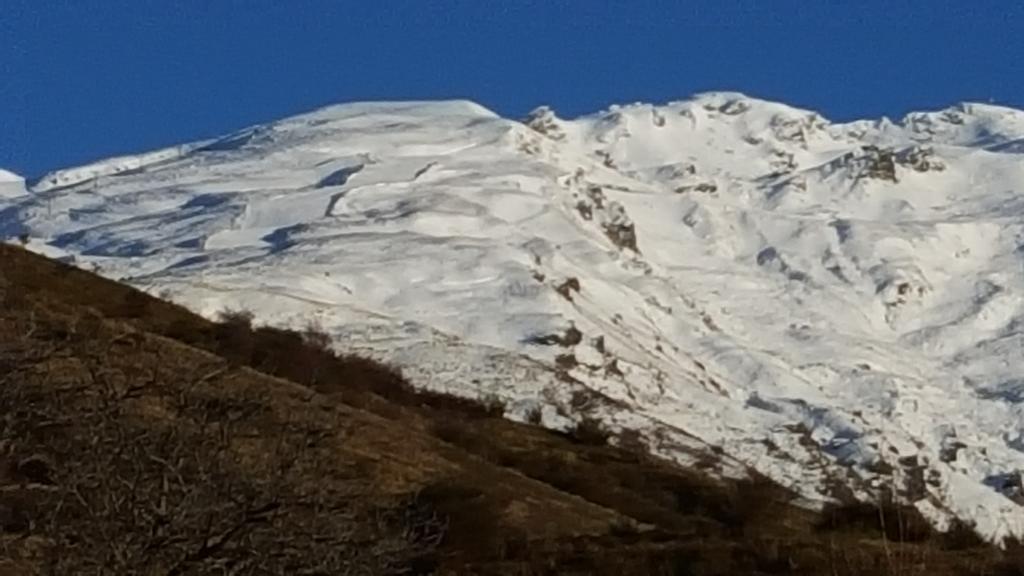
[6,93,1024,539]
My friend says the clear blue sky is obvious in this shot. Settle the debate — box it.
[3,1,1023,177]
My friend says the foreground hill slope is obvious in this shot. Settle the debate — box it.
[5,94,1024,536]
[2,244,1021,574]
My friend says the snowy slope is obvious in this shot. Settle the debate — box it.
[6,94,1024,539]
[0,169,27,200]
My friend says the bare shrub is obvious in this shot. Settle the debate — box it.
[570,417,611,446]
[525,405,544,425]
[818,491,933,543]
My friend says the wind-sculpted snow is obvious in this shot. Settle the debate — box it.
[6,93,1024,539]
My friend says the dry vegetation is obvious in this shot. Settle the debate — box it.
[0,244,1021,575]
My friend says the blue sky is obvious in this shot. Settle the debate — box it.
[3,1,1023,177]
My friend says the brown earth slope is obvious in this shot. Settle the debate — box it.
[0,244,1019,575]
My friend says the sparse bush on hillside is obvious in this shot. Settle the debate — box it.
[120,287,151,318]
[938,519,987,551]
[615,428,647,453]
[213,307,258,366]
[525,405,544,425]
[301,319,332,351]
[725,474,799,536]
[481,394,507,417]
[569,417,611,446]
[818,491,933,543]
[217,306,255,327]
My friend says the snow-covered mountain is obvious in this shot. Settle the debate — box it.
[6,93,1024,539]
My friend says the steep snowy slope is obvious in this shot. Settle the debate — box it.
[6,94,1024,539]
